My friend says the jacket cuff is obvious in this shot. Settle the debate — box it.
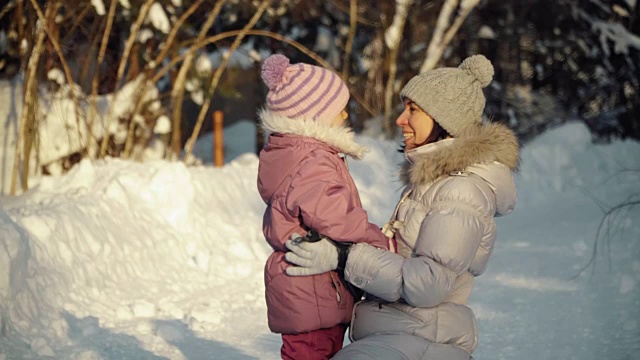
[344,243,403,301]
[344,243,372,288]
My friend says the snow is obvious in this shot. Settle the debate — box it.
[592,20,640,55]
[91,0,106,16]
[153,115,171,135]
[203,43,269,70]
[1,120,639,359]
[190,120,259,165]
[118,0,131,10]
[478,25,496,40]
[47,68,65,85]
[36,75,158,165]
[195,54,213,75]
[0,76,164,193]
[314,26,333,53]
[20,39,27,54]
[147,3,170,34]
[137,28,154,43]
[0,76,38,194]
[612,4,631,17]
[572,3,640,55]
[184,45,270,105]
[384,0,413,48]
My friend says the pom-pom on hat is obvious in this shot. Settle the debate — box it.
[400,54,495,136]
[260,54,350,123]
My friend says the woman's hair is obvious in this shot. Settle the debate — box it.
[426,120,451,144]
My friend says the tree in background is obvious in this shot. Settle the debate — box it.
[457,0,639,142]
[1,0,638,194]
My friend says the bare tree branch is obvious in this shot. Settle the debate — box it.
[152,0,206,67]
[99,0,155,158]
[170,0,227,158]
[183,0,272,162]
[153,29,377,120]
[10,1,50,194]
[87,0,119,158]
[29,0,84,159]
[574,198,640,278]
[342,0,358,80]
[419,0,480,73]
[0,1,16,22]
[384,0,413,138]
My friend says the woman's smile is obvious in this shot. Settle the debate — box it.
[396,99,435,151]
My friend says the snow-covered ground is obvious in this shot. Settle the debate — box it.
[1,121,639,359]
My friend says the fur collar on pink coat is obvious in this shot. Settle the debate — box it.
[259,108,368,159]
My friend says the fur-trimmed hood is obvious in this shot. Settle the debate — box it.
[401,121,519,216]
[259,109,367,159]
[401,122,520,186]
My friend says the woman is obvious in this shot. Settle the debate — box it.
[285,55,519,359]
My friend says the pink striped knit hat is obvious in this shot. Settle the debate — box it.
[261,54,350,124]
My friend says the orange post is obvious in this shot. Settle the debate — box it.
[213,111,224,167]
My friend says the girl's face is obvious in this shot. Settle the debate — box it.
[396,98,435,151]
[331,109,349,127]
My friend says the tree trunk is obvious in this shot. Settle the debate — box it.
[383,0,413,138]
[419,0,480,72]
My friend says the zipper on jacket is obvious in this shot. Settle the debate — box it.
[382,186,412,238]
[329,273,342,303]
[338,153,350,171]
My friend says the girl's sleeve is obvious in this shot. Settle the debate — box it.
[285,156,388,249]
[344,177,492,306]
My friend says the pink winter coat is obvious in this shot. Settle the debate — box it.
[257,109,389,334]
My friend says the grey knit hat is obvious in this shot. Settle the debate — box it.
[399,55,494,137]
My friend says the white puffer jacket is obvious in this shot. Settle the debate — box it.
[345,122,519,354]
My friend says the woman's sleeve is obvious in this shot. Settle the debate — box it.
[285,156,388,248]
[344,177,490,306]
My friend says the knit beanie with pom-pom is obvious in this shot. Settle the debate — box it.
[260,54,349,124]
[400,55,495,136]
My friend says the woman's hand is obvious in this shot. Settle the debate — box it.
[285,234,339,276]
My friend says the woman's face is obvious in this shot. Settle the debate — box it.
[396,98,435,151]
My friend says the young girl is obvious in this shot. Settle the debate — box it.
[256,54,391,360]
[285,55,519,359]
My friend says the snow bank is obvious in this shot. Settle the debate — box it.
[0,155,271,357]
[517,122,640,204]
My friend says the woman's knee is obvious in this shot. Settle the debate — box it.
[332,334,471,360]
[332,334,429,360]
